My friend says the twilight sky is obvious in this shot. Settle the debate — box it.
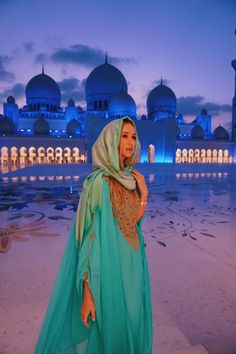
[0,0,235,131]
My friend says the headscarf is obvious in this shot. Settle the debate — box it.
[75,117,140,247]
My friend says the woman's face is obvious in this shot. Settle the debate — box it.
[119,122,137,165]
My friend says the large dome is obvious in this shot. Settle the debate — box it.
[213,125,229,140]
[147,81,176,119]
[26,70,61,107]
[109,91,136,118]
[86,62,128,97]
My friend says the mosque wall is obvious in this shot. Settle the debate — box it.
[86,116,176,163]
[0,57,235,164]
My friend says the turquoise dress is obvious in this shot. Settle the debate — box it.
[34,177,152,354]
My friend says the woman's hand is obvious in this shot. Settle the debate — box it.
[81,282,96,327]
[131,169,148,201]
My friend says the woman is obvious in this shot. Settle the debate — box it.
[34,117,152,354]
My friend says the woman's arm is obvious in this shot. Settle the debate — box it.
[81,280,96,327]
[81,219,96,327]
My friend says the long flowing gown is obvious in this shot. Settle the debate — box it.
[34,176,152,354]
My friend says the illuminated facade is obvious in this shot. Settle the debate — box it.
[0,56,235,164]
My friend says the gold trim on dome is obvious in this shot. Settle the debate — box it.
[104,176,140,252]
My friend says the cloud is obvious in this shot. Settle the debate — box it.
[35,44,135,68]
[0,56,14,82]
[23,42,34,52]
[0,83,25,100]
[58,77,86,104]
[177,95,232,116]
[35,52,49,63]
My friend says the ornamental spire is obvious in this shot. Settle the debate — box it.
[105,52,108,64]
[42,64,45,75]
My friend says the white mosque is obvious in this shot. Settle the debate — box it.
[0,55,236,164]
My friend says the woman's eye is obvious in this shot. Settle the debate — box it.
[132,136,136,140]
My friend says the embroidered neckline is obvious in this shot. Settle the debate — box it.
[104,176,140,252]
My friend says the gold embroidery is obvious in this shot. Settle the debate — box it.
[104,176,140,252]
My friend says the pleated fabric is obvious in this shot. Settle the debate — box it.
[34,179,152,354]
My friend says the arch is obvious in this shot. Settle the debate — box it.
[175,148,181,163]
[136,143,141,163]
[223,149,229,157]
[64,147,72,163]
[188,149,194,163]
[212,149,217,163]
[47,147,54,154]
[148,144,155,163]
[223,149,229,163]
[193,149,200,163]
[19,146,27,164]
[55,147,62,154]
[206,149,212,163]
[1,146,9,165]
[29,146,37,164]
[181,149,188,163]
[46,147,54,164]
[29,146,36,153]
[72,147,80,163]
[218,149,223,163]
[200,149,206,163]
[55,147,63,164]
[38,147,46,164]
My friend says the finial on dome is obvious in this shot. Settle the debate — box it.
[42,64,45,75]
[160,76,163,85]
[105,52,108,64]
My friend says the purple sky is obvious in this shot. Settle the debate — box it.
[0,0,235,132]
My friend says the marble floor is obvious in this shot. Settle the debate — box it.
[0,164,236,354]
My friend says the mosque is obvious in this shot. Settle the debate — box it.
[0,55,236,164]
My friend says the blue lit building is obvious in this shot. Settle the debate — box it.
[0,56,235,164]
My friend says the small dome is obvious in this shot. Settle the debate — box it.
[141,114,147,120]
[26,71,61,106]
[67,119,82,136]
[7,95,15,104]
[191,125,204,139]
[33,116,50,135]
[201,108,208,115]
[77,105,83,112]
[109,91,136,117]
[213,125,229,140]
[68,99,75,107]
[147,82,176,118]
[176,114,184,124]
[0,116,15,134]
[176,125,181,138]
[85,62,128,97]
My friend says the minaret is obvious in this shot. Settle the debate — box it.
[232,58,236,141]
[232,28,236,142]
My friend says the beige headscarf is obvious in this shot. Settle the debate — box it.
[75,117,140,247]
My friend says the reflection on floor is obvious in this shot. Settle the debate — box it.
[0,164,236,354]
